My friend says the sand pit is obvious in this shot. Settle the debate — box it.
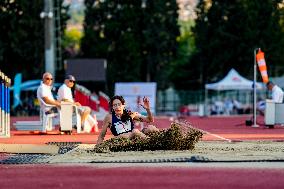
[46,141,284,164]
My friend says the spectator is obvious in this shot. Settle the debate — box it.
[179,105,190,116]
[213,100,224,115]
[224,98,234,115]
[233,99,243,114]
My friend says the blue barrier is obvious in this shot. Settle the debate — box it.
[0,70,11,138]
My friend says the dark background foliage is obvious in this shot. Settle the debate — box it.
[1,0,284,92]
[81,0,180,93]
[171,0,284,90]
[0,0,69,81]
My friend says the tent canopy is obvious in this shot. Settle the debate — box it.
[205,68,264,90]
[270,76,284,89]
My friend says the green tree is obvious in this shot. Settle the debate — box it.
[62,28,83,56]
[81,0,180,92]
[0,0,69,80]
[188,0,284,89]
[0,0,44,79]
[170,20,196,90]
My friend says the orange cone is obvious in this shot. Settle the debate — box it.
[256,49,269,83]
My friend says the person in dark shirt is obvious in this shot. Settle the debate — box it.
[96,95,157,145]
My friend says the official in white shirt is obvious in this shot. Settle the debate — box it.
[57,75,98,133]
[267,81,284,103]
[37,72,61,113]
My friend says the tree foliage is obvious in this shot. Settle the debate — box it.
[62,28,83,56]
[81,0,180,92]
[0,0,44,79]
[173,0,284,90]
[0,0,69,80]
[169,20,196,90]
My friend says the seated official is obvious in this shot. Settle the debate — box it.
[37,72,61,114]
[57,75,98,133]
[266,81,284,103]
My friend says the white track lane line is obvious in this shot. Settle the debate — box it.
[175,119,232,142]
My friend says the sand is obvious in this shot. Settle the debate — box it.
[47,141,284,164]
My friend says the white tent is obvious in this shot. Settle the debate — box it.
[205,68,264,90]
[270,76,284,89]
[204,68,264,116]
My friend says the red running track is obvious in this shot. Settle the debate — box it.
[1,116,284,189]
[185,115,284,141]
[2,115,284,144]
[0,165,284,189]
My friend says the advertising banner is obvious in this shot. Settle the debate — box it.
[115,82,157,114]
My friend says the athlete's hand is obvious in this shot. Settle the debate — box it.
[140,96,150,110]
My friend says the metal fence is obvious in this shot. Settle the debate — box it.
[156,88,204,115]
[156,87,268,116]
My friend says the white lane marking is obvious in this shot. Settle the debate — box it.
[176,119,232,142]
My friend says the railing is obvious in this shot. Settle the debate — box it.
[0,70,11,138]
[156,88,269,116]
[157,89,204,114]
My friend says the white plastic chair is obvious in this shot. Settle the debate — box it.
[38,98,59,132]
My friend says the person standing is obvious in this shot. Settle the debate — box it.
[57,75,98,133]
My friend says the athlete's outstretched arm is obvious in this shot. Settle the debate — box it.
[134,97,154,123]
[96,114,111,145]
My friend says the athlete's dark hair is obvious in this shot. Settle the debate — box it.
[109,95,131,122]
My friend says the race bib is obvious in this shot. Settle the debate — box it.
[114,120,132,135]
